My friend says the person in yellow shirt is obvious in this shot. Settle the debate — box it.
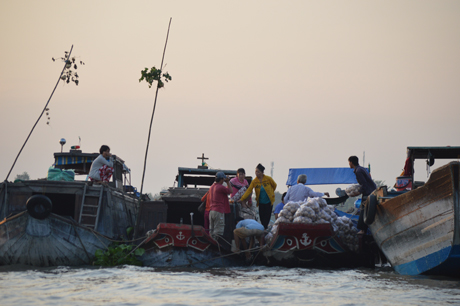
[240,164,277,229]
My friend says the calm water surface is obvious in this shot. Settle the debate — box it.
[0,265,459,305]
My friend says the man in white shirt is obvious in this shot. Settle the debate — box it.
[284,174,330,203]
[88,145,114,186]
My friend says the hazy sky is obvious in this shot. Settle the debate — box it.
[1,1,459,195]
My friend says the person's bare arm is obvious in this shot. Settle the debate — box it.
[224,177,233,194]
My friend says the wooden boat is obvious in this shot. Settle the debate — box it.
[366,146,460,276]
[140,223,239,268]
[258,167,382,269]
[138,165,250,268]
[0,149,140,267]
[261,222,377,268]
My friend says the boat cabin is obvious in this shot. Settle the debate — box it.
[54,149,133,191]
[162,167,252,224]
[395,146,460,192]
[151,165,252,244]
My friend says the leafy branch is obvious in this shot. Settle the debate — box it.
[139,66,172,88]
[52,51,85,86]
[93,242,145,267]
[5,45,83,181]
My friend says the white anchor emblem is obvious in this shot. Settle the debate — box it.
[176,231,185,240]
[299,233,312,246]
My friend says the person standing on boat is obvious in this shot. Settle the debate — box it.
[239,164,277,229]
[209,172,233,240]
[348,155,377,235]
[230,168,252,208]
[284,174,330,203]
[88,145,114,186]
[201,190,212,233]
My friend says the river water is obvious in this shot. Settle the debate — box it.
[0,265,459,305]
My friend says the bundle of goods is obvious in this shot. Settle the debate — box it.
[277,201,301,223]
[265,197,359,252]
[239,205,258,220]
[231,186,247,202]
[265,230,274,243]
[334,216,359,252]
[345,184,361,197]
[231,187,257,220]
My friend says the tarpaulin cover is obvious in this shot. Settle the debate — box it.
[286,168,360,186]
[47,167,75,181]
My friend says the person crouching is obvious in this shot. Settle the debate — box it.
[88,145,114,186]
[233,218,265,261]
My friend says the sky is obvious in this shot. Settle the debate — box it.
[1,1,459,196]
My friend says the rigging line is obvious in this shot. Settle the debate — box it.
[170,245,264,269]
[139,18,172,196]
[121,236,150,261]
[84,225,147,243]
[72,223,92,264]
[5,45,74,181]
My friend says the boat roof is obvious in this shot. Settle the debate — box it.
[286,167,359,186]
[177,167,238,176]
[408,146,460,159]
[176,167,252,188]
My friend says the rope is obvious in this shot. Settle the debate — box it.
[71,223,92,264]
[89,229,109,250]
[213,234,233,247]
[216,238,226,267]
[54,213,148,244]
[169,245,264,269]
[85,226,147,244]
[249,246,264,266]
[51,214,147,253]
[121,236,150,261]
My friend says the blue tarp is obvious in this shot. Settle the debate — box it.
[286,167,359,186]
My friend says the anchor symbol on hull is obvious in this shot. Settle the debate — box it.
[176,231,185,240]
[300,233,312,246]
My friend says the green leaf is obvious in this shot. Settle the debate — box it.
[134,248,145,256]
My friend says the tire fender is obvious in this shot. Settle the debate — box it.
[364,194,377,225]
[27,195,52,220]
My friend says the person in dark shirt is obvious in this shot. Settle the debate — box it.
[348,156,377,234]
[273,192,287,220]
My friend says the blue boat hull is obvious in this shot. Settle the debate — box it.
[394,245,460,276]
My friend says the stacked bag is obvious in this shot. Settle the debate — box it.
[265,197,359,252]
[231,186,257,220]
[345,184,361,197]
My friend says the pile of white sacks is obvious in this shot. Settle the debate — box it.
[345,184,361,197]
[265,197,359,252]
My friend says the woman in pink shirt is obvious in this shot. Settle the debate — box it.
[230,168,252,208]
